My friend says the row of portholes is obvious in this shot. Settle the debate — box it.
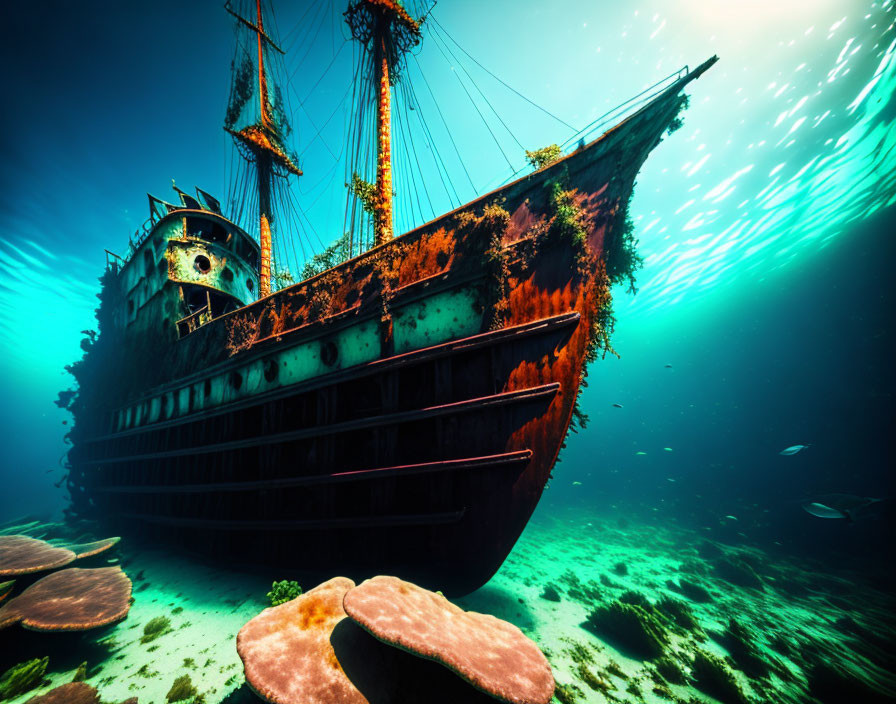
[114,339,340,433]
[114,355,285,433]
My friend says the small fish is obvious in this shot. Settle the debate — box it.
[666,477,676,482]
[663,447,673,452]
[636,451,647,456]
[572,481,582,486]
[780,444,811,456]
[664,364,673,369]
[724,515,738,521]
[801,494,884,522]
[612,403,624,408]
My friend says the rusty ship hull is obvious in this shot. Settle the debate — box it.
[67,60,715,594]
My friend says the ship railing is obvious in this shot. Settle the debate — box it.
[493,64,691,190]
[558,64,690,150]
[104,249,124,273]
[176,305,212,339]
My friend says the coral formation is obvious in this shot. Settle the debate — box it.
[265,580,302,607]
[0,536,75,577]
[0,567,131,631]
[344,575,555,704]
[23,682,101,704]
[238,577,365,704]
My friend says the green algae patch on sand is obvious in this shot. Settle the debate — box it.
[165,673,199,703]
[0,657,49,700]
[140,615,173,644]
[583,601,670,660]
[691,650,750,704]
[713,556,764,590]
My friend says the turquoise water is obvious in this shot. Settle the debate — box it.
[0,1,893,702]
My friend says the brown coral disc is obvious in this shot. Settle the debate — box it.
[0,566,132,631]
[0,536,75,577]
[0,580,14,604]
[343,576,555,704]
[65,537,121,559]
[237,577,498,704]
[24,682,100,704]
[237,577,365,704]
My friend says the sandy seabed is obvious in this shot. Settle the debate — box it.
[2,505,893,704]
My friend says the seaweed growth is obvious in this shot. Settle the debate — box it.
[544,182,618,431]
[666,94,691,135]
[583,601,670,659]
[57,267,124,518]
[141,615,173,644]
[300,232,353,280]
[690,650,749,704]
[456,202,511,331]
[266,579,303,606]
[603,192,643,294]
[166,674,199,703]
[525,144,563,170]
[0,657,48,700]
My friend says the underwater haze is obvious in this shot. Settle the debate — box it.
[0,0,894,703]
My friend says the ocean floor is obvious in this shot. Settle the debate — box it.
[1,507,893,704]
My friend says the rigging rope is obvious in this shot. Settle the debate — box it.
[429,14,580,133]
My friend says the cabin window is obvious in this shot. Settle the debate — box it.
[204,378,212,400]
[194,255,211,274]
[229,371,243,390]
[127,299,135,316]
[263,358,279,383]
[143,249,153,276]
[221,267,233,283]
[186,217,229,245]
[246,278,255,293]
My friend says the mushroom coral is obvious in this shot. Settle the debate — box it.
[237,576,553,704]
[0,566,132,631]
[0,535,120,578]
[343,575,554,704]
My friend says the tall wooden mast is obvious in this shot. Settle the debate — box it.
[225,0,301,298]
[346,0,421,246]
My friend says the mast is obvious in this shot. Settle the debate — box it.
[225,0,301,298]
[346,0,421,246]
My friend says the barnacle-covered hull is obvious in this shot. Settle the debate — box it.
[67,60,715,595]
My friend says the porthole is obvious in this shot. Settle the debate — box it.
[229,371,243,390]
[222,267,234,282]
[204,378,212,399]
[263,358,279,383]
[246,278,255,292]
[320,340,338,367]
[194,254,211,274]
